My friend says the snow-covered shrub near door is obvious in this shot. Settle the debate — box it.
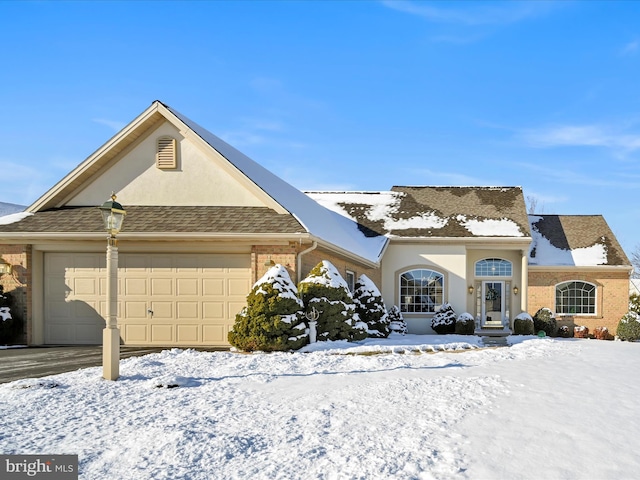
[298,260,367,342]
[616,312,640,341]
[513,313,534,335]
[228,264,308,352]
[387,305,407,335]
[353,274,390,338]
[0,285,22,344]
[533,307,557,337]
[431,303,456,334]
[455,312,475,335]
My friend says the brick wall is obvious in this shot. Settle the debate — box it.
[528,269,630,335]
[300,246,382,290]
[251,243,382,291]
[0,244,31,343]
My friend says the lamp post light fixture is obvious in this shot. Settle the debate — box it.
[98,193,126,381]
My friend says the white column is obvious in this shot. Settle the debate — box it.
[103,239,120,380]
[521,250,528,314]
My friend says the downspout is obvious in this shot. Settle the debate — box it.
[297,240,318,283]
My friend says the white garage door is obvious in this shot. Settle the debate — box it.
[44,252,251,346]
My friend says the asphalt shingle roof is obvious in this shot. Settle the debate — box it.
[0,206,304,235]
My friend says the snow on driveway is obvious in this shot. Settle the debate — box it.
[1,335,638,479]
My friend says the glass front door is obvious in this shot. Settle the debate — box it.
[482,281,504,327]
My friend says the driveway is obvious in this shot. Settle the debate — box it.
[0,346,226,384]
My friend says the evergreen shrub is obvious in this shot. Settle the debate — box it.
[431,303,456,334]
[533,308,557,337]
[557,325,571,338]
[228,265,308,352]
[353,274,390,338]
[0,285,22,345]
[387,305,407,335]
[513,313,534,335]
[455,312,475,335]
[630,294,640,315]
[617,312,640,341]
[298,261,367,342]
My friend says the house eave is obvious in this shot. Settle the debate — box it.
[528,264,633,273]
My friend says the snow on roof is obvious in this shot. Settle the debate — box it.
[165,105,387,265]
[528,215,610,266]
[0,212,33,226]
[306,189,529,239]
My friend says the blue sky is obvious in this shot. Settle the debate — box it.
[1,1,639,254]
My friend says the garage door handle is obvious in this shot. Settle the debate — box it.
[147,309,154,318]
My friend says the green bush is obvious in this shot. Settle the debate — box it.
[228,265,308,352]
[533,308,557,337]
[617,312,640,341]
[298,261,367,342]
[513,313,534,335]
[454,312,475,335]
[431,303,456,334]
[557,325,571,338]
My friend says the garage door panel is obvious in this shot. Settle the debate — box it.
[125,324,148,343]
[177,325,199,343]
[151,278,173,295]
[177,302,199,319]
[177,278,198,296]
[203,278,224,296]
[203,325,226,343]
[45,252,250,346]
[125,277,147,295]
[151,324,173,342]
[150,301,173,319]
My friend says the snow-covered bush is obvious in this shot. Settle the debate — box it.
[353,274,390,338]
[533,307,557,337]
[630,294,640,315]
[455,312,475,335]
[574,325,589,338]
[0,285,22,345]
[431,303,456,334]
[557,325,571,338]
[228,264,308,352]
[387,305,407,335]
[594,326,612,340]
[513,313,534,335]
[617,312,640,341]
[298,261,367,342]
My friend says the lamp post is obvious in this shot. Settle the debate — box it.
[98,192,126,381]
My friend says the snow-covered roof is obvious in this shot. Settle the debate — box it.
[306,187,530,239]
[0,202,26,218]
[528,215,630,267]
[165,104,387,265]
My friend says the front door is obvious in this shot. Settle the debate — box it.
[482,281,504,327]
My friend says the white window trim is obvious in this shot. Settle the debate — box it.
[555,280,597,316]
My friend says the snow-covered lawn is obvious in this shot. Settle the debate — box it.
[1,335,639,479]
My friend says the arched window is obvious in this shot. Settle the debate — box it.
[556,281,596,315]
[475,258,512,277]
[399,269,444,313]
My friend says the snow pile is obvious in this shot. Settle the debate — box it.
[0,306,11,321]
[2,338,640,479]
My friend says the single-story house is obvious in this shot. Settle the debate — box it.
[0,101,632,345]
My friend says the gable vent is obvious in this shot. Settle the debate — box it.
[156,137,177,169]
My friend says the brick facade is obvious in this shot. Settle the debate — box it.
[0,244,31,344]
[252,243,382,290]
[528,269,630,335]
